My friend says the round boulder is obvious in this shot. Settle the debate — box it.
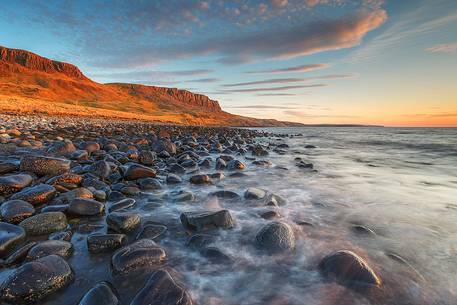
[0,200,35,224]
[255,221,295,253]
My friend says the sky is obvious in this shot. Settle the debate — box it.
[1,0,456,126]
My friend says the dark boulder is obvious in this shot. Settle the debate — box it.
[26,240,73,260]
[20,155,71,176]
[180,210,235,231]
[0,200,35,224]
[255,221,295,253]
[0,174,33,195]
[87,233,127,253]
[0,222,26,258]
[11,184,56,205]
[77,281,120,305]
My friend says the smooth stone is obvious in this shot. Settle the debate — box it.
[10,184,56,205]
[107,212,141,233]
[42,204,69,213]
[19,212,68,236]
[124,164,156,180]
[226,160,245,171]
[121,186,140,196]
[49,230,73,241]
[180,210,235,231]
[166,173,182,184]
[89,160,111,179]
[260,210,281,220]
[129,269,193,305]
[264,193,287,206]
[68,198,105,216]
[189,174,211,184]
[172,191,195,202]
[139,151,156,166]
[138,178,162,190]
[78,281,120,305]
[136,224,167,241]
[20,155,71,176]
[186,233,216,249]
[47,141,76,156]
[200,247,233,265]
[0,255,73,304]
[0,200,35,224]
[0,174,33,195]
[255,221,295,253]
[244,187,266,200]
[108,198,135,213]
[0,162,18,174]
[215,158,226,170]
[0,222,26,258]
[56,187,93,204]
[209,190,240,200]
[2,242,36,266]
[46,173,82,186]
[87,233,127,253]
[26,240,73,260]
[319,250,382,287]
[111,239,166,274]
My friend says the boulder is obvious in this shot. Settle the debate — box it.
[244,187,266,200]
[87,233,127,253]
[26,240,73,260]
[107,212,141,233]
[10,184,56,205]
[68,198,105,216]
[124,164,156,180]
[180,210,235,231]
[0,222,26,258]
[0,174,33,195]
[0,200,35,224]
[78,281,120,305]
[19,212,68,236]
[20,155,71,176]
[255,221,295,253]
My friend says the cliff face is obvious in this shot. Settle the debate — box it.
[0,46,88,80]
[0,45,294,126]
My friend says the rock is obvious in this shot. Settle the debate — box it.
[129,269,193,305]
[139,151,156,165]
[244,187,266,200]
[209,190,240,200]
[124,164,156,180]
[200,247,233,265]
[226,159,245,171]
[49,230,73,241]
[0,200,35,224]
[19,212,68,236]
[26,240,73,260]
[0,162,18,174]
[87,233,127,253]
[318,250,382,287]
[68,198,105,216]
[109,198,135,213]
[20,155,71,176]
[255,221,295,253]
[0,174,33,195]
[0,255,73,304]
[215,158,226,170]
[107,212,141,233]
[10,184,56,205]
[186,234,216,249]
[2,242,36,266]
[121,186,140,196]
[111,239,166,274]
[89,160,111,179]
[138,178,162,190]
[305,145,316,149]
[0,222,26,258]
[152,139,177,155]
[136,224,167,241]
[166,173,182,184]
[260,210,280,220]
[78,281,120,305]
[264,193,286,207]
[189,174,211,184]
[46,173,82,186]
[81,141,101,153]
[180,210,235,231]
[252,145,269,156]
[56,187,93,204]
[252,160,272,167]
[47,141,76,156]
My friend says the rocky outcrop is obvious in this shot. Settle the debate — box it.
[0,46,88,80]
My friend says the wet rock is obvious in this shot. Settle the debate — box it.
[215,158,226,170]
[0,200,35,224]
[56,187,93,204]
[166,173,182,184]
[189,174,211,184]
[26,240,73,260]
[111,239,166,274]
[108,198,135,213]
[296,161,314,169]
[0,222,26,258]
[0,174,33,195]
[260,210,280,220]
[209,190,240,200]
[200,247,233,265]
[0,162,18,175]
[226,159,245,171]
[121,186,140,196]
[136,223,167,241]
[42,204,69,213]
[252,160,272,167]
[180,210,235,231]
[87,233,127,253]
[129,269,194,305]
[47,141,76,156]
[186,233,216,249]
[78,281,120,305]
[68,198,105,216]
[2,242,36,266]
[172,191,195,202]
[264,193,287,207]
[19,212,68,236]
[49,230,73,241]
[20,155,71,176]
[255,221,295,253]
[124,164,156,180]
[11,184,56,205]
[305,145,316,149]
[139,150,156,166]
[138,178,162,190]
[252,145,269,156]
[244,187,266,200]
[152,139,177,155]
[89,160,111,179]
[318,250,382,287]
[46,173,82,186]
[0,255,73,304]
[81,141,101,154]
[107,212,141,233]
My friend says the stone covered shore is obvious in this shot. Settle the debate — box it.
[0,114,381,305]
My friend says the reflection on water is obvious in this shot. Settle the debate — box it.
[2,127,456,305]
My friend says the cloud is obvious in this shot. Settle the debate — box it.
[222,74,353,87]
[88,69,213,82]
[257,93,298,96]
[225,104,296,109]
[283,110,358,118]
[184,78,220,83]
[245,63,329,74]
[222,84,326,93]
[426,42,457,53]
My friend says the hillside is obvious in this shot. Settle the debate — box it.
[0,46,299,126]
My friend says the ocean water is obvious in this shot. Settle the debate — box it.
[3,127,457,305]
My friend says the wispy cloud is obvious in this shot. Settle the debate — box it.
[245,63,329,74]
[222,74,353,87]
[283,110,359,118]
[222,84,326,93]
[426,41,457,53]
[225,104,296,109]
[184,78,220,83]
